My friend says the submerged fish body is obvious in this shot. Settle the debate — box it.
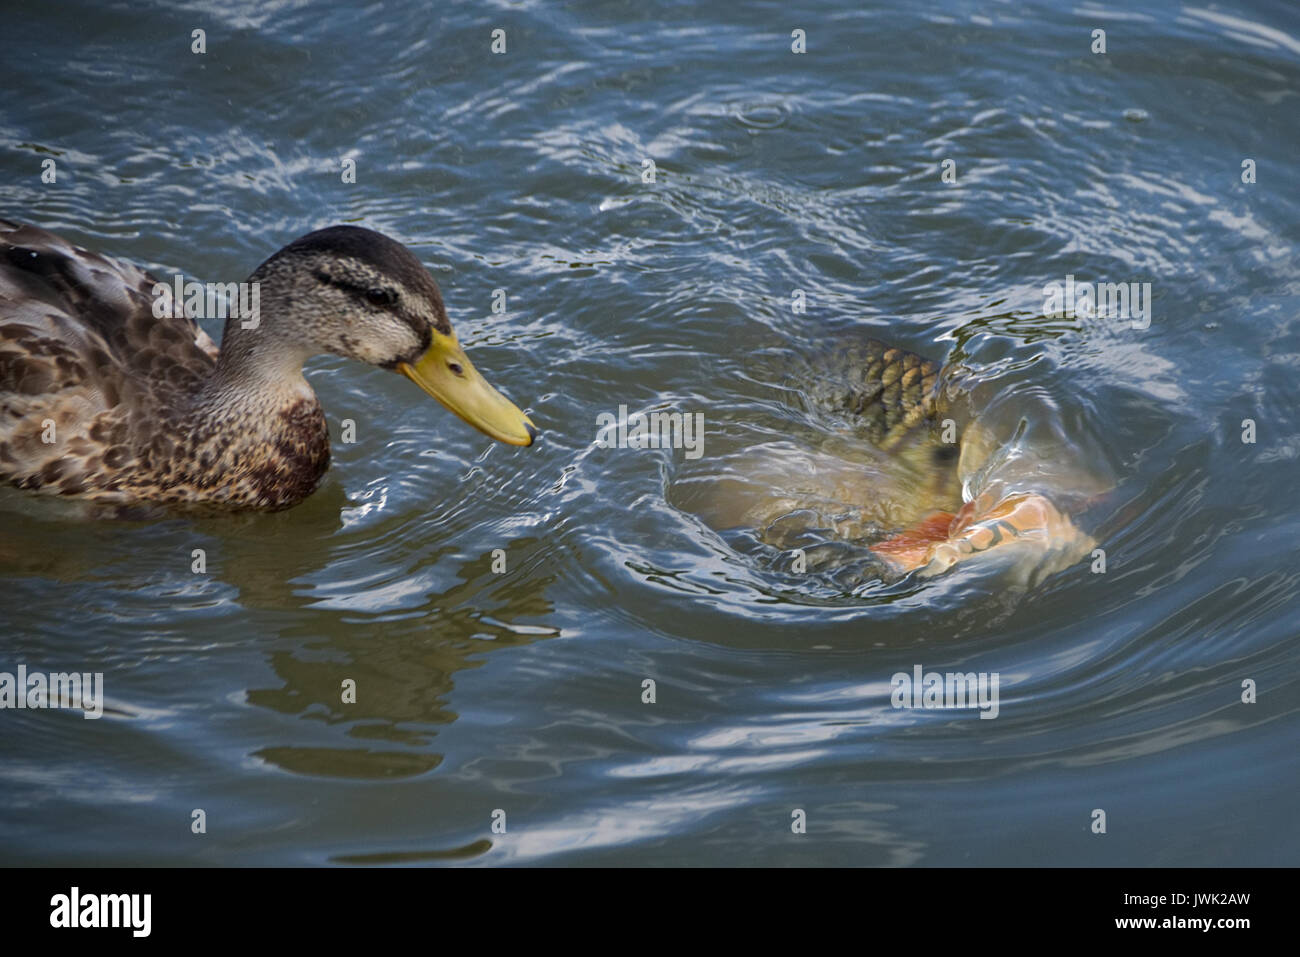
[683,335,1107,585]
[704,339,959,539]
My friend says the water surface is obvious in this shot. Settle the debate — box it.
[1,0,1298,865]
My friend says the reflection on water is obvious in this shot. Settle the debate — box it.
[245,537,560,779]
[1,0,1299,866]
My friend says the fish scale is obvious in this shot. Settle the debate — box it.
[797,338,945,451]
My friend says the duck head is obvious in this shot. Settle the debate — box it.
[227,225,537,446]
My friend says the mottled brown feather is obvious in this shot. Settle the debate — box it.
[0,219,328,510]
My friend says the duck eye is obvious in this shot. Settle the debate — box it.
[366,287,395,307]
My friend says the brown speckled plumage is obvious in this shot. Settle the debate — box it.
[0,219,459,511]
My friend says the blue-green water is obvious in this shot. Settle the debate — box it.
[1,0,1297,865]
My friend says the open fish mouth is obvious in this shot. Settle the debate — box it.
[873,492,1098,583]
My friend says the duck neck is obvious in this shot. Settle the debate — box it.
[181,316,331,510]
[195,274,317,397]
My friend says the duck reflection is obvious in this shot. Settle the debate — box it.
[235,531,559,779]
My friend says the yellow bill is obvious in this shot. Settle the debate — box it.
[397,331,537,446]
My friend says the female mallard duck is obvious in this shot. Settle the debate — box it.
[0,219,537,511]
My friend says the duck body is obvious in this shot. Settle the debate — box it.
[0,220,535,512]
